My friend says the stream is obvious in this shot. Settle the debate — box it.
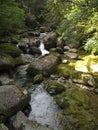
[28,84,68,130]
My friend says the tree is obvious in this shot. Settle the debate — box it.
[0,0,25,35]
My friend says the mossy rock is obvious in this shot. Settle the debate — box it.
[46,80,65,95]
[0,54,15,73]
[57,63,81,79]
[55,84,98,129]
[0,43,21,57]
[33,74,44,84]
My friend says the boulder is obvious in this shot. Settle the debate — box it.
[0,124,9,130]
[15,54,35,66]
[45,80,65,95]
[29,46,41,55]
[0,55,15,72]
[33,74,44,84]
[27,55,60,76]
[0,73,14,85]
[12,111,53,130]
[0,85,30,122]
[0,43,21,58]
[43,32,57,50]
[64,51,78,59]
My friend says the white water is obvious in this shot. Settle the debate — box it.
[39,40,50,56]
[29,85,66,130]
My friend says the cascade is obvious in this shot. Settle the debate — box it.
[39,40,50,56]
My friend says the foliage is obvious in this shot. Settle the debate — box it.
[0,0,25,35]
[45,0,98,50]
[84,35,98,54]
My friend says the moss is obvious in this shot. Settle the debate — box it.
[54,84,98,129]
[0,43,21,57]
[33,74,44,84]
[57,63,81,79]
[46,80,65,95]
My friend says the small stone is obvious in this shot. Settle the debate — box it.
[62,59,68,64]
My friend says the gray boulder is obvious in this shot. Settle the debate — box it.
[27,55,60,76]
[43,32,57,50]
[0,85,30,122]
[12,111,53,130]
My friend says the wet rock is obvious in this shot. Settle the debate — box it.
[33,74,44,84]
[12,111,53,130]
[0,85,30,122]
[64,51,78,59]
[27,55,60,76]
[43,32,57,50]
[0,124,9,130]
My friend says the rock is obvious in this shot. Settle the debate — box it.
[62,59,68,64]
[0,55,15,72]
[69,48,78,53]
[15,64,29,87]
[63,46,70,51]
[15,54,35,66]
[27,55,60,76]
[33,74,44,84]
[43,32,57,50]
[56,47,64,54]
[29,46,41,55]
[81,73,95,87]
[57,63,80,79]
[0,73,14,85]
[12,111,53,130]
[64,51,78,59]
[40,26,51,32]
[56,37,64,48]
[0,124,9,130]
[0,85,30,122]
[0,43,21,58]
[46,80,65,95]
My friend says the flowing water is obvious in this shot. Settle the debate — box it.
[28,85,68,130]
[39,40,50,56]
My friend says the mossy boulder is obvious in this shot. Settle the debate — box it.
[0,43,21,58]
[54,83,98,130]
[45,80,65,95]
[0,54,15,72]
[27,55,60,77]
[57,63,81,79]
[33,74,44,84]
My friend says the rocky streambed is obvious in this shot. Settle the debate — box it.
[0,30,98,130]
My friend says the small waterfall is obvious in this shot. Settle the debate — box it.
[39,40,50,56]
